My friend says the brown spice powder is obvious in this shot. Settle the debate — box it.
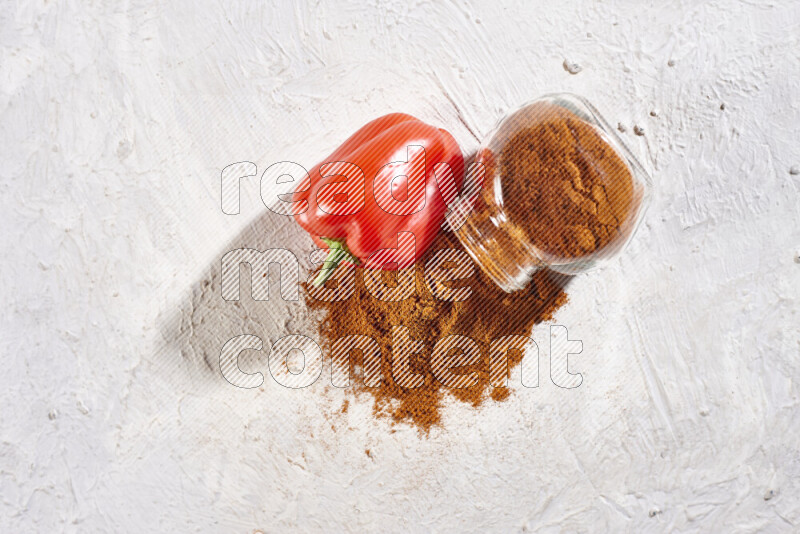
[495,102,636,260]
[305,231,569,432]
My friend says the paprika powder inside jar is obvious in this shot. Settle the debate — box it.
[453,93,652,292]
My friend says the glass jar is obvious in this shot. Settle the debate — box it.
[453,93,653,292]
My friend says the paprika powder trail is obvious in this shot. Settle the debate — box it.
[305,231,569,432]
[292,114,464,286]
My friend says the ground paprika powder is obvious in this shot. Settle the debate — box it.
[495,101,636,260]
[306,231,569,432]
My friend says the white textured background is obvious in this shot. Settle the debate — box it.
[2,1,799,532]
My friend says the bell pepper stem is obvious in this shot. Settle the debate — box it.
[313,248,347,287]
[312,238,360,288]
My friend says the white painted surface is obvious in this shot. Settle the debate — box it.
[2,1,799,532]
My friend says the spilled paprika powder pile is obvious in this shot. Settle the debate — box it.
[305,231,569,431]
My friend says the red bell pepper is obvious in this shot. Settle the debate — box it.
[292,114,464,287]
